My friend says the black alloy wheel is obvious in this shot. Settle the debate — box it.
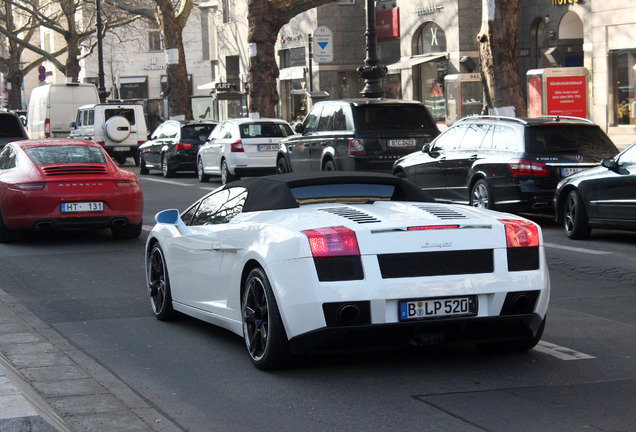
[197,158,210,182]
[470,179,494,209]
[276,157,290,174]
[147,243,175,321]
[241,267,292,370]
[323,159,336,171]
[564,190,591,240]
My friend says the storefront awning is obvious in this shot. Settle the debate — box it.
[385,53,448,72]
[120,76,147,84]
[279,66,306,81]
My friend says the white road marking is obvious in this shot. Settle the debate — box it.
[544,242,613,255]
[535,341,596,360]
[139,177,195,187]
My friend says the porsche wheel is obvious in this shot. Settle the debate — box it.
[241,267,291,370]
[470,179,493,209]
[197,158,210,182]
[147,243,175,321]
[563,190,591,240]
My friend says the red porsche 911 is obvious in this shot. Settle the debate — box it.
[0,139,143,241]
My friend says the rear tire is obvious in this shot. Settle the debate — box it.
[276,157,290,174]
[470,179,494,209]
[221,160,238,185]
[139,151,149,175]
[161,153,174,178]
[0,207,18,243]
[563,190,591,240]
[323,159,336,171]
[197,158,210,182]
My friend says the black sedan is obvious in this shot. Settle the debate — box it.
[139,120,218,177]
[554,141,636,239]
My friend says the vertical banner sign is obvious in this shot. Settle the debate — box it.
[527,77,542,118]
[313,26,333,63]
[546,76,587,118]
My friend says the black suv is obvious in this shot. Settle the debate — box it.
[392,115,619,213]
[276,99,439,173]
[0,109,29,148]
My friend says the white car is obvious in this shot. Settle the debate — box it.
[197,118,294,184]
[145,172,550,370]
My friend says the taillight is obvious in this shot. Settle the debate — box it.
[348,139,365,156]
[407,225,459,230]
[508,159,549,177]
[174,141,192,151]
[230,140,244,152]
[44,119,50,137]
[10,183,45,191]
[301,226,360,257]
[499,219,539,248]
[114,180,138,188]
[95,141,105,146]
[138,141,145,146]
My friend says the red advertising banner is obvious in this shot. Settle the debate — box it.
[527,77,542,118]
[377,8,400,40]
[546,76,587,118]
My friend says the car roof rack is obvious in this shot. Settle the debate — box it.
[534,115,594,124]
[457,115,529,125]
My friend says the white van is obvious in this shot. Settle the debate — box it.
[27,83,99,139]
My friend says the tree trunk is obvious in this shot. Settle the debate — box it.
[3,0,23,109]
[155,0,193,120]
[477,0,526,117]
[247,0,280,118]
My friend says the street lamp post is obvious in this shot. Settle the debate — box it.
[96,0,110,102]
[357,0,386,98]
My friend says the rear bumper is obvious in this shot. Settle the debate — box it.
[289,313,544,355]
[234,166,277,177]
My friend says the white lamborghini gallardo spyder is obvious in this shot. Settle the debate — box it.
[145,172,550,369]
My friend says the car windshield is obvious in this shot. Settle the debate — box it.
[353,105,434,131]
[525,126,618,157]
[290,183,395,204]
[25,146,108,165]
[182,124,218,142]
[239,123,293,138]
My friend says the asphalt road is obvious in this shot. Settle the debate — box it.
[1,166,634,431]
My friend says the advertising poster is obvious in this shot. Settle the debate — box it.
[546,76,587,117]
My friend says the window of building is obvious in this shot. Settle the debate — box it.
[609,49,636,126]
[149,28,163,52]
[279,47,306,69]
[223,0,234,23]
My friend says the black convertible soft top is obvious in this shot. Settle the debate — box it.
[225,172,434,213]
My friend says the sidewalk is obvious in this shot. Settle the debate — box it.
[0,288,183,432]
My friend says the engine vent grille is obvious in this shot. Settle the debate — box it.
[378,249,494,279]
[319,207,381,224]
[42,165,108,176]
[414,204,468,220]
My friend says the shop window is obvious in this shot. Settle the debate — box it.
[609,49,636,126]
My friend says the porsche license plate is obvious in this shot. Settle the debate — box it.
[258,144,278,151]
[61,202,104,213]
[388,139,416,148]
[399,296,477,321]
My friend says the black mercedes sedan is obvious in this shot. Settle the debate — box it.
[554,141,636,239]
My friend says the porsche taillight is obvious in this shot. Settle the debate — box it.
[10,183,45,191]
[44,119,51,137]
[175,141,192,151]
[114,180,138,188]
[301,226,360,257]
[230,140,244,152]
[507,159,549,177]
[499,219,539,248]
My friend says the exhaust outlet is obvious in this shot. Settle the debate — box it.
[34,221,54,230]
[337,304,361,324]
[112,218,128,227]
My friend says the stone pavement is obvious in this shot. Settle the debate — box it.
[0,288,184,432]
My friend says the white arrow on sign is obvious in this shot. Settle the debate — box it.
[313,26,333,63]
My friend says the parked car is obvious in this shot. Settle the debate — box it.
[197,118,294,184]
[27,83,99,139]
[393,115,619,213]
[0,139,143,241]
[0,109,29,148]
[69,103,148,165]
[145,172,549,370]
[276,99,439,174]
[554,141,636,239]
[138,120,218,177]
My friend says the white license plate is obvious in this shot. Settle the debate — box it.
[257,144,278,151]
[388,139,416,148]
[399,296,477,321]
[561,167,586,177]
[113,147,130,152]
[61,202,104,213]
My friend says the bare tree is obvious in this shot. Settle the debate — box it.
[105,0,193,120]
[477,0,526,117]
[247,0,334,118]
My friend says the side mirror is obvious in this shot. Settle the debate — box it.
[69,121,77,129]
[422,143,431,153]
[601,157,618,170]
[155,209,180,224]
[294,123,305,134]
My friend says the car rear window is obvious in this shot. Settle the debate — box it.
[0,114,26,137]
[105,108,136,125]
[525,126,618,157]
[239,123,293,138]
[290,183,395,204]
[353,105,435,131]
[25,146,108,165]
[182,124,218,142]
